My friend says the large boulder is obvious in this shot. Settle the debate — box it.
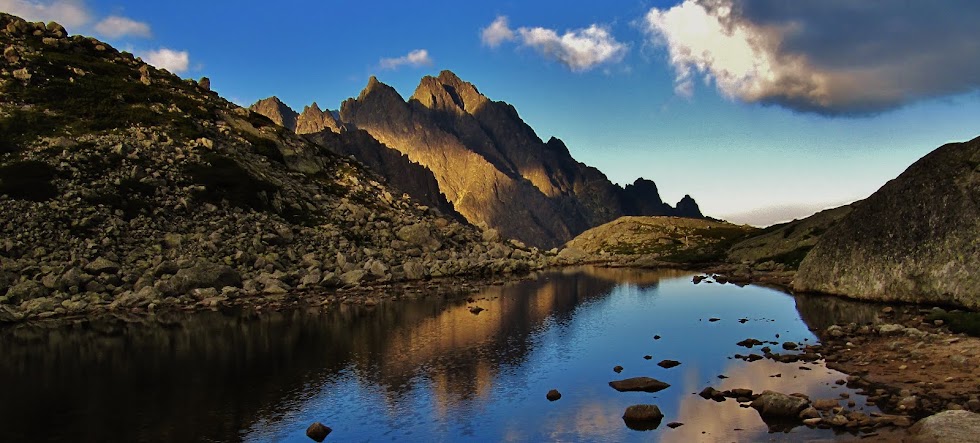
[622,404,664,431]
[609,377,671,393]
[909,410,980,443]
[158,262,241,296]
[795,136,980,309]
[750,390,810,418]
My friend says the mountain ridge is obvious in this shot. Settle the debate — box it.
[253,70,703,248]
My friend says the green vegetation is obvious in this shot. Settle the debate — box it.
[758,245,815,269]
[926,311,980,337]
[0,160,58,200]
[0,109,62,154]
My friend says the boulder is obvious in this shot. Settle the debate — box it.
[909,410,980,442]
[305,422,332,442]
[6,280,49,303]
[85,257,120,274]
[159,262,241,296]
[751,390,810,418]
[795,137,980,309]
[340,269,367,287]
[622,404,664,431]
[609,377,670,393]
[546,389,561,401]
[396,223,441,252]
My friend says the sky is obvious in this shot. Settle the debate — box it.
[3,0,979,226]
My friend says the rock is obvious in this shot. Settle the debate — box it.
[546,389,561,401]
[20,296,56,315]
[751,390,810,418]
[199,76,210,91]
[339,269,367,287]
[396,223,440,252]
[781,341,798,350]
[556,247,588,262]
[813,399,840,410]
[803,417,822,426]
[699,387,721,400]
[160,263,242,296]
[622,404,664,431]
[85,257,120,274]
[795,137,980,310]
[643,355,652,360]
[827,414,849,427]
[7,280,49,303]
[111,286,163,308]
[139,65,150,85]
[12,67,30,81]
[613,365,624,373]
[402,260,425,280]
[468,306,485,315]
[799,407,821,419]
[908,410,980,442]
[708,317,720,322]
[609,377,670,393]
[879,324,906,335]
[305,422,332,442]
[666,422,683,429]
[657,359,681,369]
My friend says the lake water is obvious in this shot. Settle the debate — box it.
[0,266,886,442]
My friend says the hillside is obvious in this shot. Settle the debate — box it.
[795,136,980,309]
[0,13,546,323]
[727,205,854,270]
[255,71,703,249]
[563,216,757,264]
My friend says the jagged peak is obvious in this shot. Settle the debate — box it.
[303,102,323,114]
[358,75,402,102]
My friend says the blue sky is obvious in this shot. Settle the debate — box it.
[4,0,979,225]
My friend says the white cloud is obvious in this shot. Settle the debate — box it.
[481,15,515,48]
[480,17,627,72]
[94,15,150,38]
[0,0,90,28]
[140,48,190,74]
[517,24,626,71]
[379,49,433,70]
[642,0,980,114]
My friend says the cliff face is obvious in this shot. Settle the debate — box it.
[336,71,702,248]
[295,102,340,135]
[794,137,980,309]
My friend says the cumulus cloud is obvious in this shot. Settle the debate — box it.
[140,48,189,73]
[94,15,150,38]
[481,15,515,48]
[0,0,90,28]
[379,49,433,70]
[642,0,980,115]
[481,16,627,72]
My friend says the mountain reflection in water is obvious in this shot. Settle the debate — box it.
[1,267,881,442]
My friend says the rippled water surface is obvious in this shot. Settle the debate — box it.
[0,267,888,442]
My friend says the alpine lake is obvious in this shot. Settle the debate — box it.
[0,266,888,442]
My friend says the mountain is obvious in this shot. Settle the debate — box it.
[794,136,980,309]
[0,13,546,322]
[298,70,704,248]
[296,102,341,134]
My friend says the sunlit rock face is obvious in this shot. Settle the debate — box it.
[795,136,980,309]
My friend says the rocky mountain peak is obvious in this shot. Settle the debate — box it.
[411,70,487,115]
[249,96,298,130]
[675,195,703,218]
[296,101,340,134]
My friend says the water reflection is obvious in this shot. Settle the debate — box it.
[1,267,879,442]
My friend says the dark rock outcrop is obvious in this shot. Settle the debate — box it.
[609,376,671,392]
[296,102,340,135]
[795,136,980,309]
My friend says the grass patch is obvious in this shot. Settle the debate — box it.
[0,160,58,200]
[758,245,814,270]
[926,311,980,337]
